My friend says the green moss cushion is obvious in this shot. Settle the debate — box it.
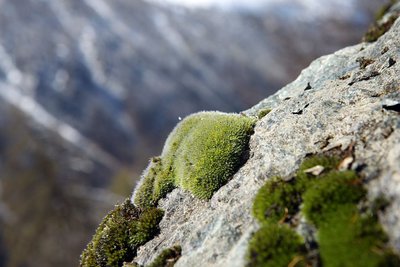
[134,112,255,208]
[172,112,255,199]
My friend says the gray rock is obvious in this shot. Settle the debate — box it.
[134,17,400,267]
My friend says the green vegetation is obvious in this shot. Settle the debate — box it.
[246,224,305,267]
[134,112,256,207]
[122,246,181,267]
[375,0,398,21]
[295,155,339,183]
[123,263,140,267]
[302,170,400,267]
[80,199,164,267]
[257,108,272,119]
[134,158,165,209]
[363,14,399,42]
[363,0,399,43]
[83,111,255,266]
[175,112,255,199]
[301,170,365,224]
[252,156,339,224]
[147,246,182,267]
[252,177,302,224]
[247,155,400,267]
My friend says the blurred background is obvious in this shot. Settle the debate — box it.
[0,0,385,266]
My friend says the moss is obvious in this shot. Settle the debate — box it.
[257,108,271,119]
[129,208,164,247]
[84,111,255,266]
[134,159,161,209]
[315,205,400,267]
[174,112,255,199]
[133,112,255,205]
[134,158,176,209]
[375,0,397,21]
[296,155,339,180]
[302,170,365,225]
[248,155,400,267]
[252,177,302,224]
[363,14,399,42]
[246,223,306,267]
[252,156,340,224]
[302,169,400,266]
[80,199,163,267]
[147,246,182,267]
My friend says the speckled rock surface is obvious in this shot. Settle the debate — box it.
[133,17,400,266]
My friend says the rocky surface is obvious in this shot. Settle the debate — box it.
[133,16,400,266]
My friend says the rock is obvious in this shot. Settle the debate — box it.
[132,15,400,267]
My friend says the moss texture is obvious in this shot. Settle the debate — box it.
[253,156,339,224]
[295,155,339,184]
[147,246,182,267]
[134,111,255,207]
[363,0,399,42]
[80,199,164,267]
[246,224,305,267]
[134,158,168,209]
[175,112,255,199]
[83,111,255,267]
[302,170,400,267]
[302,170,365,225]
[257,108,271,119]
[252,177,302,224]
[363,14,399,42]
[247,155,400,267]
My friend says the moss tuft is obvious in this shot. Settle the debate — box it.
[257,108,271,119]
[129,208,164,247]
[246,223,305,267]
[147,246,182,267]
[134,158,175,209]
[302,170,365,225]
[302,169,400,266]
[84,111,255,266]
[134,159,161,209]
[248,155,400,267]
[363,14,399,42]
[174,112,255,199]
[296,155,339,179]
[123,263,140,267]
[252,156,340,224]
[315,204,400,267]
[133,112,255,205]
[252,177,302,224]
[80,199,163,267]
